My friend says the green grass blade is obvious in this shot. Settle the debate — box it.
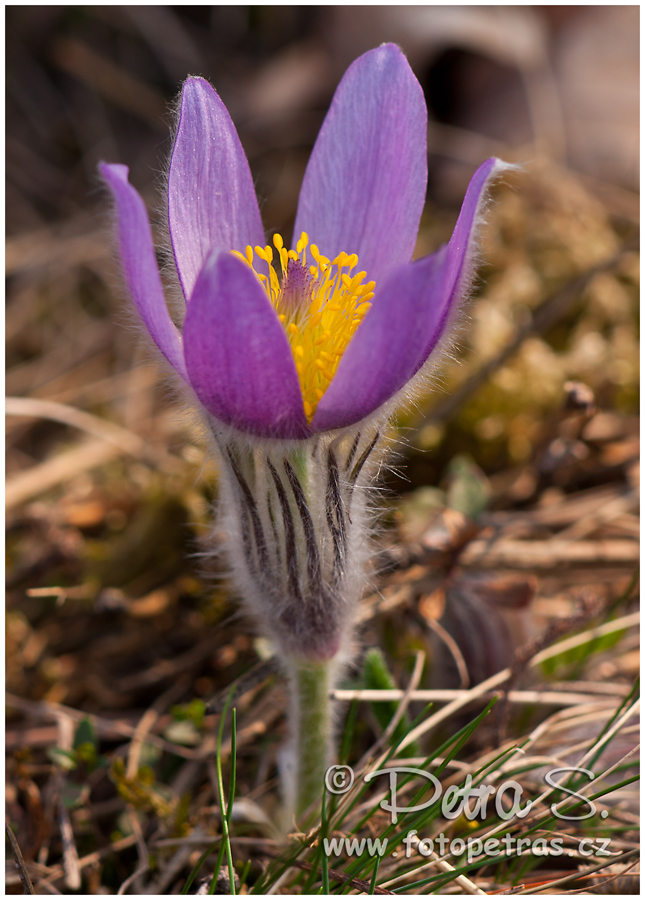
[368,854,380,894]
[209,687,237,895]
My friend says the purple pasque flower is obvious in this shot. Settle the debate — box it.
[100,43,508,443]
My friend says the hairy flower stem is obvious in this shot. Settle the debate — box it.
[289,658,334,824]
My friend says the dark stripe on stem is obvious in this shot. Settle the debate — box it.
[345,430,361,471]
[267,458,302,602]
[226,448,269,572]
[350,430,380,486]
[283,459,323,597]
[267,494,283,579]
[326,450,347,578]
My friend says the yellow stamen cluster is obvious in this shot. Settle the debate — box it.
[233,232,375,422]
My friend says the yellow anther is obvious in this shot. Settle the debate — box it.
[236,231,374,421]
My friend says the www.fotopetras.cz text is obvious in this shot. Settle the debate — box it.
[324,831,615,863]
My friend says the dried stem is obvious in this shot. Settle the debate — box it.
[6,822,36,895]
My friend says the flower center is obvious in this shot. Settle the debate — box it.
[234,232,375,422]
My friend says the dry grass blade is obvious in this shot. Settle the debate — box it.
[6,822,36,894]
[330,688,625,708]
[459,537,639,570]
[6,438,123,509]
[6,397,147,457]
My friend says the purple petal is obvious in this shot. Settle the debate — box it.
[293,43,427,286]
[312,158,509,432]
[100,162,187,381]
[183,251,310,439]
[168,76,265,300]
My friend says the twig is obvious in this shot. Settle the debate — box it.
[459,537,639,570]
[330,688,621,708]
[117,863,151,895]
[57,799,81,890]
[6,822,36,894]
[52,712,81,890]
[126,805,150,894]
[421,615,470,687]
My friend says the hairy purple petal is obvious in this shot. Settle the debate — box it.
[312,158,508,432]
[168,76,265,300]
[293,43,427,286]
[183,252,310,439]
[100,162,187,380]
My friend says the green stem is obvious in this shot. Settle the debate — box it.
[291,658,333,824]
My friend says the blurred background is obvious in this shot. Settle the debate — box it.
[6,6,639,894]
